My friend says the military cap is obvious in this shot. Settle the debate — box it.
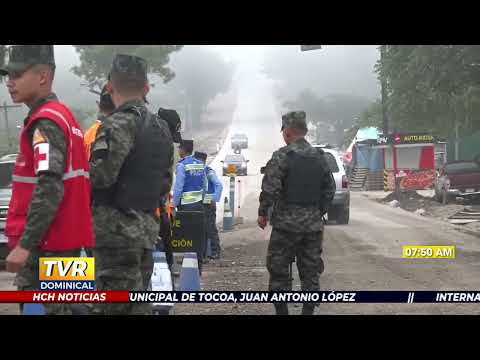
[194,151,208,163]
[158,107,182,143]
[0,45,55,76]
[281,111,308,132]
[109,53,148,82]
[179,139,194,153]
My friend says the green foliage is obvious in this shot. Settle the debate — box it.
[72,45,183,84]
[377,45,480,137]
[165,46,235,132]
[358,99,383,129]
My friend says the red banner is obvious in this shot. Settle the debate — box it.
[0,291,129,303]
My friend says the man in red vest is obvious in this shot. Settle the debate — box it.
[0,45,94,315]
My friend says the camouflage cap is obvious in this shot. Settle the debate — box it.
[0,45,55,76]
[109,54,148,82]
[281,111,307,132]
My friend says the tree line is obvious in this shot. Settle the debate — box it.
[0,45,235,134]
[362,45,480,139]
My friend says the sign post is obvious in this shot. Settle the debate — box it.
[222,164,237,231]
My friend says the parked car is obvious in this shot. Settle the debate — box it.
[231,133,248,150]
[313,145,350,224]
[221,154,249,176]
[0,154,18,162]
[434,160,480,203]
[0,155,16,261]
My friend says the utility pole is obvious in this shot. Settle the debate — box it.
[380,45,389,136]
[454,119,459,160]
[1,101,22,152]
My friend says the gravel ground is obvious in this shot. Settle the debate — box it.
[173,238,274,315]
[361,190,480,236]
[173,224,320,316]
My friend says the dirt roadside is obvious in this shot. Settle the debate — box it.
[362,190,480,237]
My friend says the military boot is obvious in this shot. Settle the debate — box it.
[274,303,289,315]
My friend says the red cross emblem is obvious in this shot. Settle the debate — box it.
[34,143,49,173]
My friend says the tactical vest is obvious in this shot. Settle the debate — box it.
[93,105,173,211]
[179,156,206,205]
[285,148,327,206]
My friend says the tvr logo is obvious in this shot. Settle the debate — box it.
[39,258,95,281]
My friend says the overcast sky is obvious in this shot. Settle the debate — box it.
[0,45,380,129]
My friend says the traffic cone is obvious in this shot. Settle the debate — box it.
[222,197,234,231]
[179,252,201,291]
[151,251,174,314]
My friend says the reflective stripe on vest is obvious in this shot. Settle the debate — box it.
[12,175,38,184]
[63,169,90,181]
[181,190,204,205]
[184,163,205,172]
[12,169,89,184]
[203,193,214,204]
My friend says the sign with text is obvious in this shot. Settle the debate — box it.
[172,211,205,256]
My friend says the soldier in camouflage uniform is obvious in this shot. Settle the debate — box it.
[258,111,335,315]
[90,54,174,315]
[1,45,94,315]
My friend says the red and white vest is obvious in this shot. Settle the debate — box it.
[5,101,95,251]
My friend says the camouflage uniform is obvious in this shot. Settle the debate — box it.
[15,94,83,316]
[90,55,173,315]
[259,111,335,315]
[0,45,84,315]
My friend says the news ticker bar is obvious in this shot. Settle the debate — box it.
[1,291,480,303]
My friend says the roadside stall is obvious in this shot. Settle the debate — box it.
[374,133,437,191]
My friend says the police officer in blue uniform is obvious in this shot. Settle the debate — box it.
[194,151,223,260]
[172,140,206,212]
[172,140,207,271]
